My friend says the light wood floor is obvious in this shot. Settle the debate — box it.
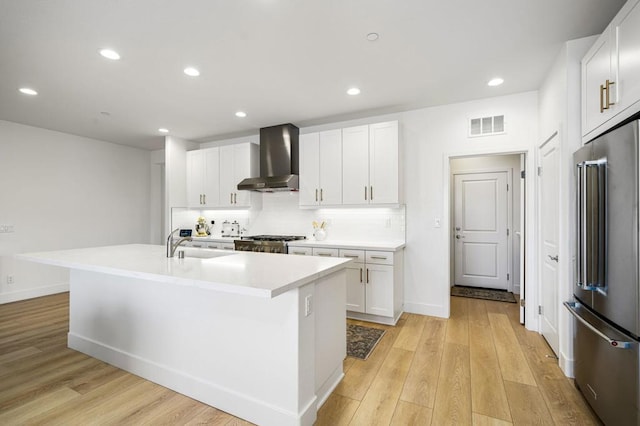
[0,293,600,425]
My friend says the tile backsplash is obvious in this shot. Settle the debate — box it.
[171,192,405,242]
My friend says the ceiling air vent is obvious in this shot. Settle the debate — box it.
[469,115,505,137]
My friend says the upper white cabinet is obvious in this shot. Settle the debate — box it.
[299,130,342,206]
[187,148,220,207]
[343,121,399,205]
[187,143,259,209]
[583,0,640,141]
[615,1,640,116]
[219,143,259,207]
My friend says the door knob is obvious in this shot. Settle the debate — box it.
[456,235,465,239]
[455,227,461,231]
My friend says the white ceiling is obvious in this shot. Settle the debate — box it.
[0,0,626,150]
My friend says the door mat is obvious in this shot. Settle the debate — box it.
[347,324,386,360]
[451,285,517,303]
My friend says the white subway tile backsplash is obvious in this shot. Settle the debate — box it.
[172,192,405,242]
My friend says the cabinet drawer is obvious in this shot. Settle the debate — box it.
[289,246,312,256]
[339,249,365,262]
[313,247,339,257]
[366,251,394,265]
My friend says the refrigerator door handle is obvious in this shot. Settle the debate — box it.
[576,159,607,293]
[564,302,634,349]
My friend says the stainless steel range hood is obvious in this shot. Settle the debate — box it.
[237,123,299,192]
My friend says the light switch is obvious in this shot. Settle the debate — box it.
[434,218,441,228]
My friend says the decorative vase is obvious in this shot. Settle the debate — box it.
[314,228,327,241]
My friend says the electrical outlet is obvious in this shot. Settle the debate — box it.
[304,295,313,317]
[434,218,441,228]
[6,275,14,284]
[0,224,15,233]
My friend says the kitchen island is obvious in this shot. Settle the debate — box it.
[17,244,351,426]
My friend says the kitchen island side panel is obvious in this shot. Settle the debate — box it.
[67,268,344,426]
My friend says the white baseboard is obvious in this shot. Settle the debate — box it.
[559,351,574,378]
[68,333,313,426]
[0,282,69,304]
[316,366,344,409]
[404,301,448,318]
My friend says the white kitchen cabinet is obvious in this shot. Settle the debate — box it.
[219,143,259,207]
[342,121,399,205]
[287,243,403,325]
[299,130,342,206]
[615,1,640,116]
[582,0,640,142]
[187,148,220,207]
[340,249,395,319]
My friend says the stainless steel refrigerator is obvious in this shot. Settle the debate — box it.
[565,118,640,425]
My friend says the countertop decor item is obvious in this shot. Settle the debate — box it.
[312,220,327,241]
[346,324,385,360]
[195,216,210,236]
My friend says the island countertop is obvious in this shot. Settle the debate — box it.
[16,244,351,298]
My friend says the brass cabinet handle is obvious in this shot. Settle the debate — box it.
[316,252,333,257]
[230,193,233,204]
[315,189,318,202]
[203,194,206,204]
[600,83,605,113]
[370,186,373,201]
[606,79,615,108]
[292,251,307,255]
[344,254,359,258]
[366,268,369,283]
[364,186,368,200]
[320,188,323,202]
[360,268,363,283]
[234,193,237,204]
[370,255,387,260]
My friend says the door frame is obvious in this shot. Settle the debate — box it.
[444,146,537,331]
[451,167,513,292]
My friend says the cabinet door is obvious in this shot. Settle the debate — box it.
[616,1,640,115]
[346,263,365,313]
[233,144,252,207]
[202,148,220,207]
[365,264,394,317]
[342,125,369,205]
[318,129,342,205]
[582,29,615,138]
[219,145,235,206]
[369,121,398,204]
[299,133,320,206]
[186,150,204,207]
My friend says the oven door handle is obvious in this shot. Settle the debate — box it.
[564,302,634,349]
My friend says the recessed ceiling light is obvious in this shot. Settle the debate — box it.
[99,49,120,60]
[158,128,169,133]
[347,87,361,96]
[19,87,38,95]
[488,78,504,87]
[366,32,379,41]
[235,111,247,118]
[184,67,200,77]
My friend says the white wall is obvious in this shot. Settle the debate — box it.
[0,120,151,303]
[538,36,596,376]
[401,91,539,319]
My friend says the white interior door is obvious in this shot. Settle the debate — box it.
[539,134,560,355]
[454,172,509,290]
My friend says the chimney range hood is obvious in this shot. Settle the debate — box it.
[237,123,299,192]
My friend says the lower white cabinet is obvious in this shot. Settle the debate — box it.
[288,244,404,325]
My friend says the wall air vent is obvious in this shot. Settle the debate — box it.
[469,115,505,137]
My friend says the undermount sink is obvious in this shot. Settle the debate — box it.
[178,248,234,259]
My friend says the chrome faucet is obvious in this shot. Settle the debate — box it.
[166,228,193,258]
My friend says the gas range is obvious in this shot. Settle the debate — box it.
[234,235,306,254]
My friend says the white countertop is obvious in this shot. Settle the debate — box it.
[287,239,405,251]
[16,244,351,298]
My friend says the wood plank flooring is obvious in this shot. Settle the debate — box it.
[0,293,601,425]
